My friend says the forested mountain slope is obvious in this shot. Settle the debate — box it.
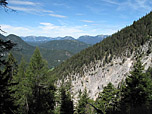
[0,34,73,67]
[40,40,90,54]
[77,35,108,44]
[50,12,152,99]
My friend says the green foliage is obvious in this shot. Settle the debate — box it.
[25,47,55,113]
[40,40,90,54]
[11,48,56,113]
[0,39,17,113]
[11,57,30,113]
[77,88,89,114]
[60,87,74,114]
[96,83,119,114]
[0,34,74,68]
[50,11,152,80]
[120,60,152,114]
[6,53,18,77]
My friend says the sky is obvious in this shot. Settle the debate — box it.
[0,0,152,38]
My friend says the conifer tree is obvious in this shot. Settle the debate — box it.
[0,2,17,113]
[77,88,89,114]
[96,83,118,114]
[0,51,17,113]
[60,87,74,114]
[6,53,18,77]
[26,47,55,113]
[120,60,152,113]
[11,57,30,113]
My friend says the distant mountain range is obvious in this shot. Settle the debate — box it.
[0,34,90,68]
[1,34,108,67]
[77,35,108,44]
[21,35,108,45]
[21,36,75,42]
[40,40,90,54]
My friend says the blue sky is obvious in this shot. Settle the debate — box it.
[0,0,152,38]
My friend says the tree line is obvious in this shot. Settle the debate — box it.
[0,40,152,113]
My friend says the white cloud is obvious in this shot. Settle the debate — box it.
[0,24,31,36]
[0,23,118,38]
[49,14,67,18]
[8,6,54,15]
[9,6,64,18]
[38,23,84,37]
[101,0,120,5]
[0,24,86,38]
[53,3,71,9]
[81,20,94,23]
[101,0,152,11]
[9,6,38,12]
[8,0,53,14]
[43,10,54,13]
[135,0,151,10]
[9,0,39,6]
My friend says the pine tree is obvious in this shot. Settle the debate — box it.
[0,41,17,113]
[60,87,74,114]
[0,3,17,113]
[77,88,89,114]
[96,83,118,114]
[11,57,30,113]
[120,60,152,113]
[6,53,18,77]
[26,47,55,114]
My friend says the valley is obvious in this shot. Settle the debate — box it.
[1,0,152,113]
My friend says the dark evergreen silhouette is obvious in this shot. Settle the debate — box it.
[119,60,152,114]
[0,38,17,113]
[60,87,74,114]
[26,48,56,114]
[77,88,89,114]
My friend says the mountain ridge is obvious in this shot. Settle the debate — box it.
[39,40,90,54]
[50,11,152,100]
[21,35,108,45]
[0,34,90,68]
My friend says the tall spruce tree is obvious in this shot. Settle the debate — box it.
[6,53,18,77]
[60,87,74,114]
[120,60,152,113]
[0,41,17,113]
[0,1,17,113]
[77,88,89,114]
[11,57,30,113]
[26,47,55,114]
[96,83,118,114]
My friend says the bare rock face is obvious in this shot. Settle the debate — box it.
[57,40,152,102]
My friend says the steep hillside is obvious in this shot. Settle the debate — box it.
[6,34,35,51]
[77,35,108,44]
[40,40,90,54]
[26,41,47,46]
[50,12,152,99]
[0,34,6,40]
